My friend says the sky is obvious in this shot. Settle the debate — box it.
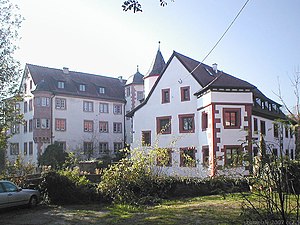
[11,0,300,110]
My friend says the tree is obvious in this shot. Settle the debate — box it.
[0,0,23,172]
[38,142,68,169]
[122,0,174,13]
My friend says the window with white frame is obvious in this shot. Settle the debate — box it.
[29,142,33,155]
[55,119,66,131]
[36,97,50,107]
[113,122,122,133]
[113,104,122,115]
[41,119,50,129]
[99,121,108,133]
[99,142,109,154]
[58,81,65,89]
[83,101,93,112]
[113,142,123,153]
[10,143,19,155]
[99,87,105,94]
[84,120,94,132]
[55,98,66,109]
[83,142,93,156]
[79,84,86,91]
[99,103,109,113]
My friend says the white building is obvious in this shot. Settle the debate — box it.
[128,51,296,177]
[8,64,126,165]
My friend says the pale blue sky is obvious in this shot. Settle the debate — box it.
[13,0,300,110]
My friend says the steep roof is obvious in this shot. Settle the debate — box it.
[145,49,166,78]
[127,51,284,119]
[27,64,125,102]
[126,67,144,85]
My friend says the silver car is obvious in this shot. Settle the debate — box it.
[0,180,40,209]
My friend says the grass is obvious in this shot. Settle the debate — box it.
[100,194,244,224]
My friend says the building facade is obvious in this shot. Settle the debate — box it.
[8,64,125,165]
[128,51,295,177]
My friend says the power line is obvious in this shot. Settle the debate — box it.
[190,0,251,74]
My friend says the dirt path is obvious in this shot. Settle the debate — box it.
[0,204,109,225]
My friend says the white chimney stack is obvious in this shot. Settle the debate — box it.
[212,63,218,73]
[63,67,69,74]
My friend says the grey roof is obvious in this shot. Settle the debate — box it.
[126,68,144,85]
[27,64,125,102]
[127,51,285,120]
[145,49,166,77]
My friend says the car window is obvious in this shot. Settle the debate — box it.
[2,182,18,192]
[0,184,5,193]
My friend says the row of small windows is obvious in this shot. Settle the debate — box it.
[161,86,191,104]
[57,81,106,94]
[255,97,280,113]
[9,142,33,156]
[83,142,123,155]
[23,97,123,115]
[253,118,293,138]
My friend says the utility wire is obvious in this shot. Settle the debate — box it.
[190,0,250,74]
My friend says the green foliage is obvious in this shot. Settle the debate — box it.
[38,142,68,169]
[58,167,90,186]
[40,171,101,205]
[0,0,23,172]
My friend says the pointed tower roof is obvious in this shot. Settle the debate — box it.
[145,42,166,78]
[126,65,144,85]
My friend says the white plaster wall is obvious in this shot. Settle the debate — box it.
[52,95,124,158]
[144,75,158,98]
[132,56,209,177]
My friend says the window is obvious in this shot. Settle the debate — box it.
[24,120,28,133]
[113,122,122,133]
[126,87,130,97]
[99,103,109,113]
[57,141,66,151]
[99,142,109,154]
[290,128,294,138]
[30,80,33,90]
[114,142,123,153]
[137,91,144,101]
[156,148,172,167]
[84,142,93,155]
[162,88,170,103]
[179,114,195,133]
[261,120,266,135]
[180,147,196,167]
[253,118,258,133]
[2,182,18,192]
[84,120,94,132]
[113,104,122,115]
[202,146,209,167]
[36,97,50,107]
[11,124,20,134]
[58,81,65,89]
[41,119,50,129]
[223,108,241,129]
[35,118,40,129]
[156,116,171,134]
[29,142,33,155]
[55,119,66,131]
[291,149,294,160]
[225,146,242,167]
[99,87,105,94]
[253,147,258,157]
[79,84,86,91]
[24,101,28,113]
[285,126,289,138]
[273,123,279,138]
[10,143,19,155]
[202,112,208,131]
[142,131,151,146]
[83,101,93,112]
[29,119,33,132]
[24,142,28,155]
[29,99,33,111]
[99,121,108,133]
[55,98,66,109]
[181,86,190,101]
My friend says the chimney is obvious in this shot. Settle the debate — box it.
[118,76,123,83]
[63,67,69,74]
[212,63,218,73]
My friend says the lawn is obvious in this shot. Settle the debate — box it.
[0,194,246,224]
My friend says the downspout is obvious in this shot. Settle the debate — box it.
[50,93,55,144]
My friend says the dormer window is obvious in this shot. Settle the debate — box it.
[58,81,65,89]
[79,84,86,92]
[99,87,105,94]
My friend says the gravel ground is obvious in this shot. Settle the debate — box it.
[0,204,109,225]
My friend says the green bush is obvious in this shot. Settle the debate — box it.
[98,157,173,205]
[40,171,101,204]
